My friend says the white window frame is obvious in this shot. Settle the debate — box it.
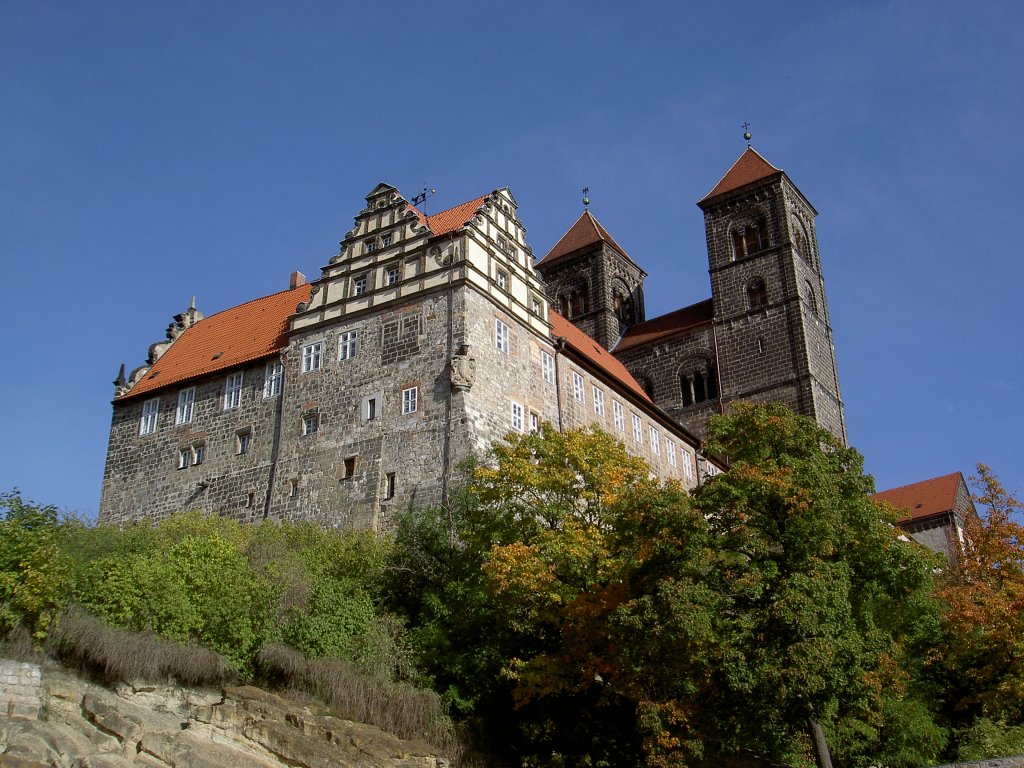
[354,276,368,295]
[176,387,195,425]
[139,398,159,435]
[193,444,205,465]
[510,400,525,432]
[541,351,555,384]
[402,386,419,414]
[381,233,393,248]
[264,362,283,398]
[386,265,399,286]
[177,448,191,469]
[572,371,585,403]
[338,330,358,361]
[529,411,540,433]
[236,431,251,455]
[495,319,510,354]
[612,400,624,432]
[667,440,677,467]
[224,371,243,410]
[302,413,318,436]
[683,451,693,479]
[302,341,323,373]
[650,426,660,455]
[496,269,507,290]
[592,386,605,416]
[631,413,643,445]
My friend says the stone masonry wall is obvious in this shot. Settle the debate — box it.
[0,659,41,719]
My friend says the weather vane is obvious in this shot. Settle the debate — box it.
[742,122,752,145]
[411,186,436,213]
[582,186,590,209]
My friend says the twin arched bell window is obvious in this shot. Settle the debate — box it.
[681,362,717,407]
[559,288,587,318]
[731,216,769,260]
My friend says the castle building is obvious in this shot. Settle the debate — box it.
[874,472,976,561]
[99,148,842,529]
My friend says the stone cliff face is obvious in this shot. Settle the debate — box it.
[0,662,450,768]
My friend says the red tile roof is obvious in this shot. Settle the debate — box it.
[549,310,651,403]
[613,299,714,353]
[407,195,488,237]
[120,283,312,400]
[699,147,782,205]
[873,472,963,523]
[536,210,639,270]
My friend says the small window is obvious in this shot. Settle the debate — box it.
[592,386,605,417]
[236,431,251,455]
[612,400,624,432]
[245,490,255,508]
[631,413,643,445]
[386,266,399,286]
[224,372,243,410]
[541,351,555,384]
[264,362,283,398]
[747,279,768,310]
[288,478,298,497]
[176,387,195,425]
[384,472,396,500]
[402,386,419,414]
[572,372,585,403]
[353,276,368,296]
[381,233,393,247]
[757,337,766,355]
[683,451,693,479]
[139,398,159,435]
[177,448,191,470]
[302,413,319,436]
[804,280,818,315]
[531,296,542,315]
[365,397,378,421]
[495,319,510,354]
[302,342,323,373]
[341,456,356,480]
[667,440,677,467]
[510,400,525,432]
[364,240,377,253]
[496,270,508,290]
[193,444,205,465]
[339,330,358,360]
[529,411,540,433]
[649,427,660,455]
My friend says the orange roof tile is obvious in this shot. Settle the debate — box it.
[536,210,639,270]
[699,147,782,205]
[614,299,714,353]
[549,310,651,403]
[120,283,312,400]
[408,195,488,237]
[873,472,963,523]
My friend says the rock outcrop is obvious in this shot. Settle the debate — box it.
[0,663,450,767]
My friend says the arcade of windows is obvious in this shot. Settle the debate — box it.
[731,216,769,260]
[681,363,718,407]
[558,288,587,318]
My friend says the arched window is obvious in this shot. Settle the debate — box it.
[680,363,718,407]
[747,279,768,310]
[731,216,769,260]
[613,290,634,325]
[638,376,655,400]
[804,280,818,315]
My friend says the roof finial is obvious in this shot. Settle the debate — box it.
[582,186,590,210]
[742,122,752,145]
[189,295,196,310]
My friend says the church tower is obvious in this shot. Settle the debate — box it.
[535,210,646,350]
[698,147,846,443]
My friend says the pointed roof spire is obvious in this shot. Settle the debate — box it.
[536,210,640,271]
[698,146,782,206]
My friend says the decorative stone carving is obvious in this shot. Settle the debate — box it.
[450,344,476,391]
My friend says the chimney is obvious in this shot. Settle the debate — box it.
[290,271,307,289]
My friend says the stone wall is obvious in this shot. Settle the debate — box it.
[0,660,41,720]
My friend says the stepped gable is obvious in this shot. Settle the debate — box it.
[121,283,312,400]
[407,194,488,236]
[536,210,638,269]
[614,299,714,353]
[699,146,782,204]
[873,472,963,524]
[550,309,651,403]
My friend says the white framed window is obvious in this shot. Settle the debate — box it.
[236,431,251,455]
[592,386,605,416]
[541,351,555,384]
[354,276,367,295]
[224,372,243,410]
[612,400,624,432]
[496,269,507,290]
[363,395,378,421]
[495,319,510,354]
[386,266,399,286]
[529,411,540,433]
[338,331,358,361]
[364,240,376,253]
[302,341,323,373]
[683,451,693,479]
[176,387,195,425]
[510,400,525,432]
[264,362,283,398]
[650,426,660,455]
[302,413,318,436]
[177,448,191,469]
[667,440,677,467]
[572,371,585,403]
[631,413,643,444]
[531,296,542,315]
[193,444,205,465]
[381,233,392,247]
[402,386,418,414]
[139,398,159,435]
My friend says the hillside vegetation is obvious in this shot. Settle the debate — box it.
[2,404,1023,767]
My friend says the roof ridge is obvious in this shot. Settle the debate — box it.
[194,283,311,321]
[699,147,782,204]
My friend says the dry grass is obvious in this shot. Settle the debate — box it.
[51,608,231,687]
[0,625,39,662]
[257,643,455,749]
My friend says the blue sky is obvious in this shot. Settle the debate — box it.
[2,1,1021,517]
